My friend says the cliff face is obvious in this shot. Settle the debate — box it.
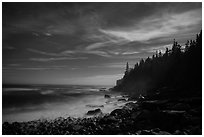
[113,31,202,97]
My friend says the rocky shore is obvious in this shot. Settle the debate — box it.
[3,88,202,135]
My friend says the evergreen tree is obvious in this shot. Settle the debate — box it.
[114,31,202,96]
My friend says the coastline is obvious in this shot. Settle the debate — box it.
[3,87,202,135]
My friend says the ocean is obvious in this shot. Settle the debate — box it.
[2,85,128,123]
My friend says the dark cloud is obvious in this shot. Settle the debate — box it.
[2,2,202,85]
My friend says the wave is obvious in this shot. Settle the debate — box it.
[3,88,39,92]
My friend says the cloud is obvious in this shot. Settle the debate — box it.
[85,38,129,51]
[3,65,76,71]
[28,45,111,58]
[3,67,62,71]
[30,57,87,62]
[100,9,201,42]
[122,51,140,55]
[27,48,61,56]
[61,49,111,57]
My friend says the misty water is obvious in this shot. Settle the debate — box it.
[3,85,129,123]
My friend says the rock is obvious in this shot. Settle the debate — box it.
[137,129,171,135]
[99,88,106,92]
[124,102,138,110]
[131,111,141,119]
[99,115,118,125]
[86,109,102,115]
[150,128,161,133]
[154,131,171,135]
[173,130,188,135]
[136,130,154,135]
[172,103,191,110]
[104,94,111,98]
[110,109,130,117]
[122,95,129,98]
[73,125,83,131]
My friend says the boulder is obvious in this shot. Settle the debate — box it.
[110,109,130,117]
[104,94,111,98]
[86,109,102,115]
[124,102,138,110]
[99,88,106,92]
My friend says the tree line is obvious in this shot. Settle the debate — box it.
[114,31,202,96]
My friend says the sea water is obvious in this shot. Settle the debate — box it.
[2,85,127,123]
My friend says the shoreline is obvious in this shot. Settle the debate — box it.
[3,88,202,135]
[2,90,130,123]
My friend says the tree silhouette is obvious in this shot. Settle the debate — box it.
[114,31,202,96]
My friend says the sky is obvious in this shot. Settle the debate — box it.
[2,2,202,86]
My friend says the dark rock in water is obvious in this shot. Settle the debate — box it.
[87,109,102,115]
[122,95,129,98]
[118,98,126,102]
[104,94,111,98]
[124,102,138,110]
[99,88,106,91]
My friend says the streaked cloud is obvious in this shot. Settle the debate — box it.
[122,51,140,55]
[27,48,61,56]
[100,9,201,42]
[3,67,63,71]
[30,57,87,62]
